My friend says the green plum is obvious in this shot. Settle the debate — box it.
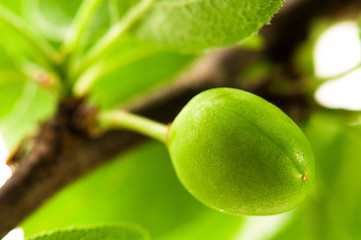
[167,87,315,216]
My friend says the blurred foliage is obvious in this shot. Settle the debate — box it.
[238,59,273,86]
[25,224,149,240]
[0,0,361,239]
[239,34,265,50]
[0,74,24,119]
[87,36,194,109]
[22,142,243,239]
[0,81,55,151]
[1,0,80,45]
[271,111,361,239]
[110,0,141,20]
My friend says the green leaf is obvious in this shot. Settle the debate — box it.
[0,0,24,16]
[131,0,284,51]
[25,223,150,240]
[1,0,110,49]
[1,0,81,44]
[20,0,81,43]
[110,0,142,20]
[83,35,194,109]
[0,45,17,69]
[238,34,264,50]
[0,80,56,151]
[0,73,25,119]
[22,142,243,240]
[90,51,193,109]
[0,24,35,68]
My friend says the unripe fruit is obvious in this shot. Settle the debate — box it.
[167,88,314,216]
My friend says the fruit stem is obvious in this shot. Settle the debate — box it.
[98,110,168,143]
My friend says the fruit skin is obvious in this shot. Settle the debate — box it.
[167,88,315,216]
